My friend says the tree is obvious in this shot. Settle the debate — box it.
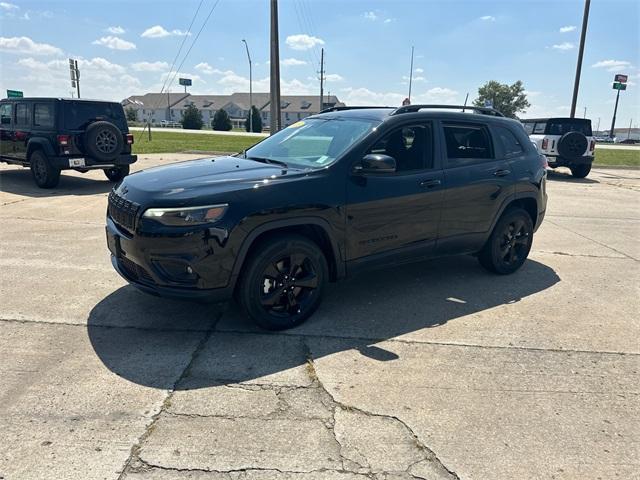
[125,107,138,122]
[473,80,530,118]
[181,104,203,130]
[244,106,263,133]
[212,108,232,131]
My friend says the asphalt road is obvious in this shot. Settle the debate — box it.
[1,156,638,480]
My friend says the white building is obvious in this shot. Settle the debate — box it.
[121,92,344,130]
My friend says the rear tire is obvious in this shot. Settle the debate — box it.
[30,150,60,188]
[570,164,591,178]
[479,208,534,275]
[236,234,328,330]
[104,165,130,182]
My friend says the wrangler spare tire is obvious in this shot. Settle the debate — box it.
[557,131,588,160]
[84,121,123,161]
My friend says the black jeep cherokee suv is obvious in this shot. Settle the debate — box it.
[0,97,136,188]
[106,105,547,330]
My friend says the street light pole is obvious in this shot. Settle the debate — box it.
[570,0,590,118]
[242,39,253,133]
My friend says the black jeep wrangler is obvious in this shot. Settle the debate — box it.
[106,105,547,330]
[0,97,137,188]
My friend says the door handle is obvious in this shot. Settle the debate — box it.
[494,169,511,177]
[419,179,441,188]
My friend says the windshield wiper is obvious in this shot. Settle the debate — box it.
[246,156,289,168]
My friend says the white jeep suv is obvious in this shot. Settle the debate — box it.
[521,117,595,178]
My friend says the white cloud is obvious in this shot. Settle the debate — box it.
[402,75,426,83]
[0,2,18,10]
[0,36,62,55]
[92,36,136,51]
[195,62,216,74]
[325,73,344,82]
[480,15,496,21]
[592,59,632,72]
[559,25,576,33]
[420,87,459,102]
[141,25,190,38]
[383,18,393,24]
[106,26,125,35]
[285,34,325,51]
[415,68,424,73]
[282,58,307,66]
[364,11,377,21]
[131,61,169,72]
[552,42,575,50]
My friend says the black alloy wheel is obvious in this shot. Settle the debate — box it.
[96,129,118,155]
[237,235,328,330]
[479,208,533,274]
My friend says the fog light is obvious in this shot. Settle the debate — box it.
[186,266,194,274]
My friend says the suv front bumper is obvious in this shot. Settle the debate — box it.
[51,154,137,170]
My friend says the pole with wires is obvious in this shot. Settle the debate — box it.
[570,0,590,118]
[242,39,253,132]
[319,48,324,112]
[270,0,282,132]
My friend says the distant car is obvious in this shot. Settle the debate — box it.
[106,104,547,330]
[521,117,595,178]
[0,97,136,188]
[616,138,639,145]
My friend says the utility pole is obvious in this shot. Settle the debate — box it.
[628,118,633,140]
[596,117,601,132]
[408,46,414,102]
[319,48,325,112]
[583,106,587,119]
[570,0,590,117]
[242,39,253,132]
[269,0,281,133]
[610,87,621,139]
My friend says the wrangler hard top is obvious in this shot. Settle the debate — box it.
[0,97,137,188]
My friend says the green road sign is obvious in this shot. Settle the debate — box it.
[6,89,23,98]
[613,82,627,91]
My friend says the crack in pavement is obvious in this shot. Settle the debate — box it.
[116,311,222,480]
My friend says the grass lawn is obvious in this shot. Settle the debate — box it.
[132,130,262,155]
[594,149,640,167]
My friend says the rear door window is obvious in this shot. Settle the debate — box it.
[34,103,55,128]
[494,126,525,157]
[443,123,494,166]
[15,103,30,126]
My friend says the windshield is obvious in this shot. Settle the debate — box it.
[245,118,378,168]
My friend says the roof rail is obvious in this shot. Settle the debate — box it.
[391,104,505,117]
[319,105,392,114]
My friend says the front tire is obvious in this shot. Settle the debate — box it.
[104,165,130,182]
[570,164,591,178]
[237,234,328,330]
[30,150,61,188]
[479,208,534,275]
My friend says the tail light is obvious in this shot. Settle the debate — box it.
[57,134,71,146]
[126,134,134,145]
[541,138,548,150]
[590,140,595,151]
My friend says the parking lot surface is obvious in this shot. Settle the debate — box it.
[1,156,638,480]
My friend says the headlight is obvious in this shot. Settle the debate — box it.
[142,204,228,227]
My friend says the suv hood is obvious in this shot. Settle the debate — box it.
[115,156,308,203]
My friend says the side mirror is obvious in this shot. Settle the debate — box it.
[354,154,397,174]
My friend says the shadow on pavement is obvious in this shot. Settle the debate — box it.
[546,169,599,184]
[88,255,560,389]
[0,168,115,197]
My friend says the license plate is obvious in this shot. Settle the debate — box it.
[69,158,85,167]
[106,228,121,257]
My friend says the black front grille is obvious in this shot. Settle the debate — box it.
[120,256,155,285]
[108,190,140,233]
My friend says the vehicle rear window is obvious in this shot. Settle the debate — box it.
[15,103,30,126]
[546,119,592,136]
[532,122,546,134]
[443,123,494,164]
[0,104,11,125]
[34,103,55,128]
[522,122,534,135]
[63,102,126,130]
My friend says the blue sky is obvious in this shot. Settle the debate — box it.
[1,0,638,129]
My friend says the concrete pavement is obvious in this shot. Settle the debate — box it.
[0,157,638,480]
